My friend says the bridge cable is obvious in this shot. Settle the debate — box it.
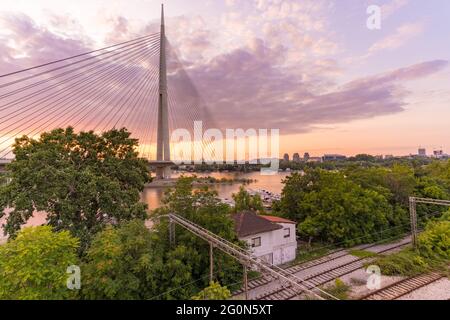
[0,32,159,80]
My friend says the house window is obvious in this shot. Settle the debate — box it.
[284,228,290,238]
[251,237,261,247]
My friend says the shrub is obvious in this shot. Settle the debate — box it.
[0,226,79,300]
[192,281,231,300]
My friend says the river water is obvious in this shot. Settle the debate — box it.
[142,171,291,210]
[0,171,291,242]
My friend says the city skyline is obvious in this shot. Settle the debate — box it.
[0,0,449,156]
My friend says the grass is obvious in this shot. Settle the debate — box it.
[349,249,378,259]
[248,270,261,280]
[368,248,448,277]
[349,277,367,286]
[289,244,334,266]
[320,278,350,300]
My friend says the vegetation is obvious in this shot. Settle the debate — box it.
[0,172,7,186]
[274,160,450,247]
[349,249,378,259]
[152,177,243,298]
[0,226,79,300]
[194,176,255,185]
[321,278,350,300]
[231,186,264,213]
[1,125,449,300]
[0,127,151,251]
[81,220,156,299]
[274,170,403,246]
[191,281,231,300]
[372,212,450,276]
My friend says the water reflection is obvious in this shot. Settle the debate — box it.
[141,171,290,210]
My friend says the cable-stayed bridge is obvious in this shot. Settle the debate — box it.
[0,5,214,179]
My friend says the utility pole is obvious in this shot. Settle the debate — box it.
[169,218,175,246]
[409,197,418,248]
[409,197,450,249]
[243,264,249,300]
[209,243,214,283]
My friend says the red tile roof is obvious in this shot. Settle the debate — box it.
[232,211,282,237]
[260,215,296,224]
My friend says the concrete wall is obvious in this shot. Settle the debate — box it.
[241,222,297,266]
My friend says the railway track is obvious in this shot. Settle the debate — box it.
[253,241,411,300]
[232,241,397,296]
[360,272,445,300]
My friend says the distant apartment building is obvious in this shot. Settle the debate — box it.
[384,154,394,159]
[307,157,322,163]
[323,154,347,161]
[283,153,289,162]
[433,150,448,159]
[292,153,300,163]
[418,148,427,157]
[303,152,310,161]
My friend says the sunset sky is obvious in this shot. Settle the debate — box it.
[0,0,449,157]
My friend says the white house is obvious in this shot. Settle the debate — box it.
[232,211,297,266]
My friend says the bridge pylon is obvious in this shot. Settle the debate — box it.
[151,4,173,179]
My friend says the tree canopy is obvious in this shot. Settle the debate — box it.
[191,281,231,300]
[153,177,243,297]
[231,186,264,213]
[275,170,406,246]
[0,127,151,250]
[0,226,79,300]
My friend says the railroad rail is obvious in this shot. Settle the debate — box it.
[360,272,445,300]
[233,236,411,298]
[165,213,336,300]
[233,242,381,296]
[253,241,410,300]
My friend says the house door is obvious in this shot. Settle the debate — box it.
[261,253,273,265]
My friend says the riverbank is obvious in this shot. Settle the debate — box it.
[145,175,256,188]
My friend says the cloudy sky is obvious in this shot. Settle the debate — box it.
[0,0,449,156]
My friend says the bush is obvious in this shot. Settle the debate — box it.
[372,214,450,277]
[192,281,231,300]
[80,220,155,300]
[417,219,450,260]
[373,249,430,276]
[321,278,350,300]
[0,226,79,300]
[277,170,400,246]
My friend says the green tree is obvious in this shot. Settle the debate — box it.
[0,226,79,300]
[232,186,264,213]
[192,281,231,300]
[153,177,243,296]
[276,170,400,246]
[0,127,151,250]
[80,219,195,300]
[81,220,152,299]
[417,213,450,260]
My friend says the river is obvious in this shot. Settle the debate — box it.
[142,171,291,210]
[0,171,291,243]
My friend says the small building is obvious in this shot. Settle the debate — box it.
[303,152,310,161]
[283,153,290,162]
[418,148,427,157]
[232,211,297,266]
[323,154,347,161]
[307,156,322,163]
